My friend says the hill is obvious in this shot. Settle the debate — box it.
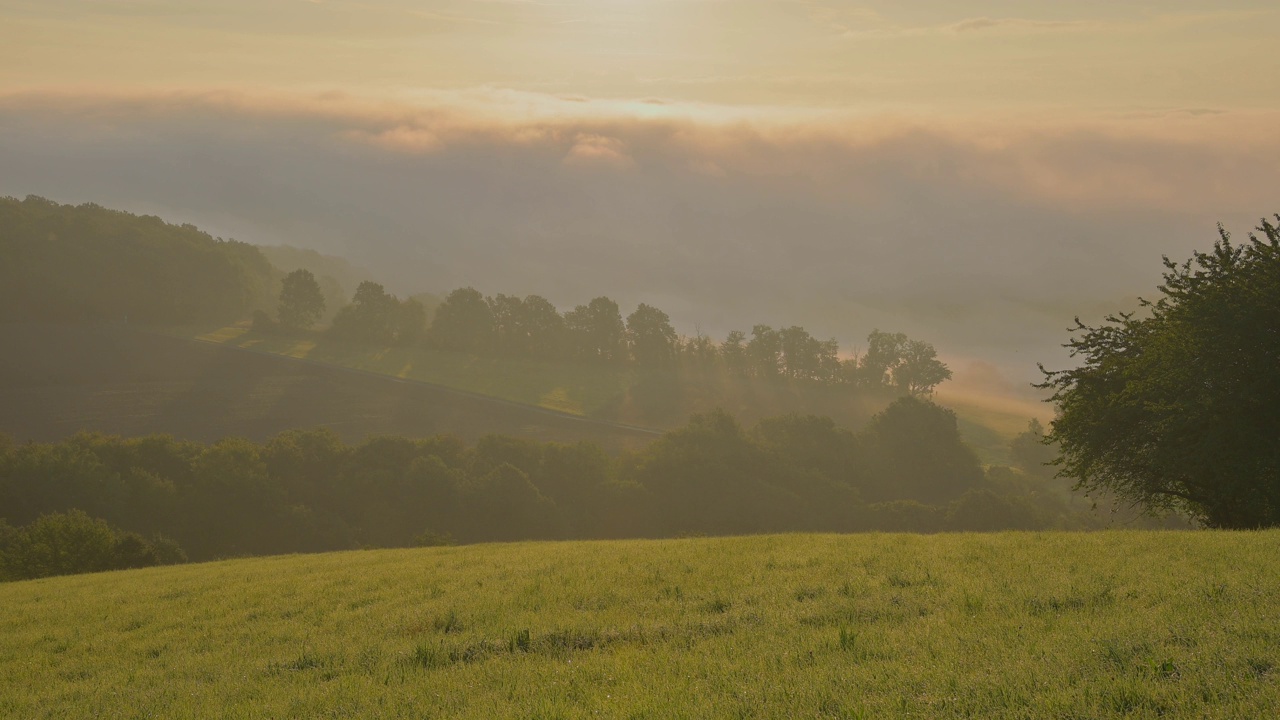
[0,195,276,325]
[2,532,1276,718]
[0,324,656,449]
[178,323,1038,462]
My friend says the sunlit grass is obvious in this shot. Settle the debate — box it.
[2,532,1277,718]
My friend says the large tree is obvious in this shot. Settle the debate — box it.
[330,281,398,344]
[277,268,325,330]
[626,303,678,368]
[429,287,494,352]
[856,330,950,395]
[1038,217,1280,528]
[565,297,626,363]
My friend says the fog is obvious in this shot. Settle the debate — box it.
[3,91,1277,384]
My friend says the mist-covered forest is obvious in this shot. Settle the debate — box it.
[1,397,1106,580]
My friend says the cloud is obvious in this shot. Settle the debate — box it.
[562,134,634,170]
[1,90,1277,379]
[949,17,1089,33]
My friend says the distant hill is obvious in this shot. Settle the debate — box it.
[0,324,656,449]
[0,197,1037,455]
[0,195,276,325]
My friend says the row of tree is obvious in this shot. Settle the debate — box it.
[275,273,953,395]
[0,196,952,396]
[0,398,1099,572]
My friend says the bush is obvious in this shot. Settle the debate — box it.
[0,510,186,582]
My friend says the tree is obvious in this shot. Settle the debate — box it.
[626,303,678,367]
[892,339,951,396]
[858,396,982,505]
[746,324,781,377]
[1038,217,1280,528]
[856,330,906,387]
[0,510,184,581]
[277,269,325,330]
[520,295,567,358]
[430,287,495,352]
[721,330,748,374]
[778,326,820,380]
[564,297,626,363]
[855,330,950,395]
[330,281,397,344]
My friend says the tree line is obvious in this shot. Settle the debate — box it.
[1,195,276,325]
[274,273,953,395]
[1,398,1100,579]
[0,196,952,395]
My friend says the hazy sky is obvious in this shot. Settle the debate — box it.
[4,1,1278,113]
[3,1,1278,384]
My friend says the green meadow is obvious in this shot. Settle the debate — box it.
[4,532,1277,719]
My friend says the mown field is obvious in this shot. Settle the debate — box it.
[3,532,1276,719]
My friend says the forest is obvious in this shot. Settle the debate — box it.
[0,399,1090,580]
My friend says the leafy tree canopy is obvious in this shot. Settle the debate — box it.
[277,269,325,330]
[1039,216,1280,528]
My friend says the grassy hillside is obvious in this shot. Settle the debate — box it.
[175,323,1028,459]
[0,324,656,449]
[178,323,634,418]
[3,532,1276,718]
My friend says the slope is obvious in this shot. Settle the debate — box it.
[1,532,1276,718]
[0,324,657,449]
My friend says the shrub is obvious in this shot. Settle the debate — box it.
[0,510,186,582]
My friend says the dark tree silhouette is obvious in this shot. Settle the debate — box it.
[1039,216,1280,528]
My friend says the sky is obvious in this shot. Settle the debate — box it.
[2,0,1279,385]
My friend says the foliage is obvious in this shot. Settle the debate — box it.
[1,402,1097,568]
[0,509,185,581]
[430,287,494,352]
[329,281,425,345]
[856,330,952,395]
[3,532,1278,718]
[0,195,275,324]
[1039,217,1280,528]
[625,303,678,368]
[858,396,983,505]
[565,297,627,363]
[277,269,326,330]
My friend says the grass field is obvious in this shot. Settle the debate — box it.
[3,532,1277,718]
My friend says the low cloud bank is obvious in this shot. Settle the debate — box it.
[3,91,1277,382]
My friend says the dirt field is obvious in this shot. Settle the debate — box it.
[0,324,657,448]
